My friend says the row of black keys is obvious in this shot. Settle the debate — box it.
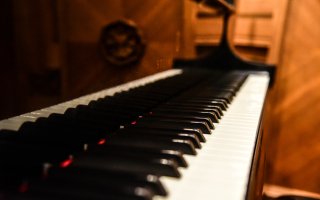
[0,70,248,200]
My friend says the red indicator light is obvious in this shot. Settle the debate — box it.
[60,159,73,168]
[131,121,137,125]
[19,182,29,193]
[98,139,106,145]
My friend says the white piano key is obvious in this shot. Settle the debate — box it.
[155,73,269,200]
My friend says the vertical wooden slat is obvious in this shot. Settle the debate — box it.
[267,0,289,64]
[54,0,69,99]
[0,0,20,119]
[181,0,197,57]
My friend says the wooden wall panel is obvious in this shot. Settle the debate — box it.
[237,0,274,15]
[62,0,183,99]
[264,0,320,193]
[0,0,184,119]
[0,0,20,119]
[7,0,66,115]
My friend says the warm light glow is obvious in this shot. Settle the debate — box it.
[98,139,106,145]
[60,159,73,168]
[131,121,137,125]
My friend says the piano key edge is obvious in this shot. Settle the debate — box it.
[0,69,183,131]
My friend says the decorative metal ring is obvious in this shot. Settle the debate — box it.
[100,20,146,67]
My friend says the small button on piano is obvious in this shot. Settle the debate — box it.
[0,0,276,200]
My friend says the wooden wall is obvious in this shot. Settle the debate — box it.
[62,0,183,99]
[0,0,183,119]
[0,0,21,119]
[264,0,320,194]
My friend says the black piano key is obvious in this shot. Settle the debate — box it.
[80,102,135,121]
[115,130,201,149]
[94,97,156,109]
[166,100,227,111]
[36,113,122,140]
[147,113,214,129]
[63,107,125,129]
[107,134,197,155]
[0,140,73,164]
[35,116,108,136]
[87,144,187,168]
[121,126,206,143]
[45,167,167,196]
[134,118,211,135]
[87,100,148,116]
[118,126,202,146]
[18,120,103,145]
[171,98,229,109]
[105,94,159,103]
[148,109,217,128]
[168,103,224,117]
[127,122,206,140]
[105,92,167,103]
[0,137,79,172]
[155,104,222,119]
[178,88,234,103]
[198,92,233,103]
[72,153,181,178]
[216,73,248,90]
[20,180,155,200]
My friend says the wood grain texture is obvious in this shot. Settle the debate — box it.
[263,0,320,193]
[0,0,184,119]
[62,0,183,99]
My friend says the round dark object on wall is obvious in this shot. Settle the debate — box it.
[100,20,146,67]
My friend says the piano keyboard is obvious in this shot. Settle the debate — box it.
[155,74,269,200]
[0,69,269,200]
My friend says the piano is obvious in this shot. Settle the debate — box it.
[0,1,275,200]
[0,69,270,200]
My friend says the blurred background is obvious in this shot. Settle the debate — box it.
[1,0,320,195]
